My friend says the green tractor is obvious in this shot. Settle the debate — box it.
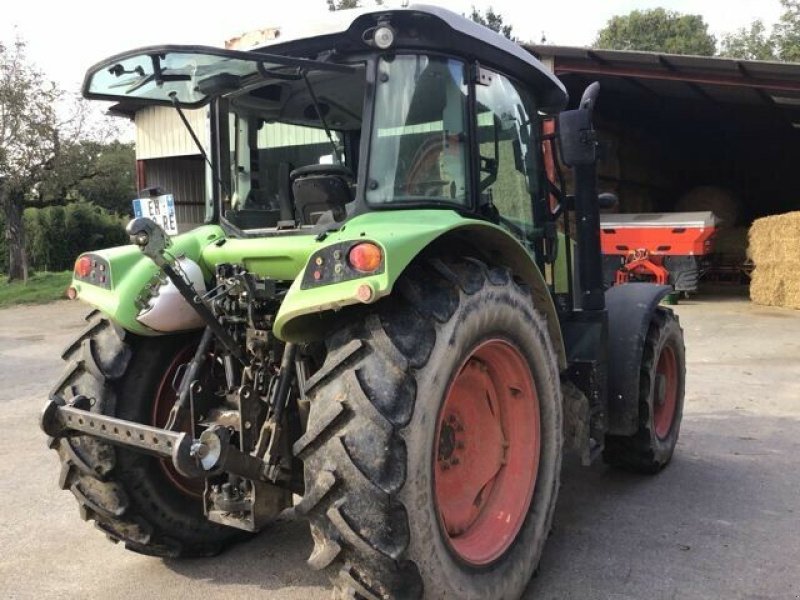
[41,6,685,599]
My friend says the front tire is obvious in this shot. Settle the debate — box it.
[297,258,563,599]
[603,307,686,473]
[49,312,243,557]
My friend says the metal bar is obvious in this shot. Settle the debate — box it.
[271,343,298,427]
[43,400,186,460]
[554,60,800,93]
[165,326,214,431]
[573,162,605,311]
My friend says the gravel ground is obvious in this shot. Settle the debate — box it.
[1,295,798,599]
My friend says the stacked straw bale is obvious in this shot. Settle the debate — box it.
[749,212,800,309]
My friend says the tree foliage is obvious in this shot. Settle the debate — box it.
[0,202,127,273]
[1,37,131,281]
[720,20,778,61]
[774,0,800,62]
[0,38,61,281]
[326,0,383,10]
[469,6,514,40]
[38,140,136,215]
[594,8,716,56]
[716,1,800,62]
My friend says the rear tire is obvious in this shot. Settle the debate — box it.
[297,258,563,599]
[49,311,244,557]
[603,307,686,473]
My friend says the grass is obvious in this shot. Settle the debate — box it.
[0,271,72,309]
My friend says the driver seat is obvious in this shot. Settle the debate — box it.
[291,164,355,225]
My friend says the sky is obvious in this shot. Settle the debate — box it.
[1,0,784,125]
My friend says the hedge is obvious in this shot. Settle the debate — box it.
[0,202,128,273]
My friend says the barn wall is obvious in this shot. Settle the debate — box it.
[135,107,208,160]
[142,157,206,231]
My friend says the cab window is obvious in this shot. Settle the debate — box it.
[475,69,540,245]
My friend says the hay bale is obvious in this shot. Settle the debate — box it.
[676,186,741,227]
[750,265,800,310]
[748,211,800,310]
[748,212,800,264]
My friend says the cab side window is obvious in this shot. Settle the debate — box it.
[474,69,540,245]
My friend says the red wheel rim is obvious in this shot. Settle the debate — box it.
[653,344,678,440]
[151,345,205,499]
[434,339,540,566]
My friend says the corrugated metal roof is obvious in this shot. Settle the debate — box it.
[527,45,800,111]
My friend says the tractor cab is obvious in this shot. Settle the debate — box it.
[84,6,567,249]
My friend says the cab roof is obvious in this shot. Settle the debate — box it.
[253,4,568,113]
[95,5,568,117]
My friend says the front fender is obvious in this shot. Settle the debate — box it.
[273,210,566,369]
[606,283,672,435]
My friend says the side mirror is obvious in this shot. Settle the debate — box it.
[557,82,600,167]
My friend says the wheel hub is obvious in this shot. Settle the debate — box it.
[653,344,678,440]
[433,340,540,566]
[437,414,465,468]
[152,345,205,499]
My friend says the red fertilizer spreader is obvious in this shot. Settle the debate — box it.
[600,211,718,293]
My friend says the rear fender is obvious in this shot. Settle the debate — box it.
[70,225,225,336]
[605,283,672,435]
[273,210,566,370]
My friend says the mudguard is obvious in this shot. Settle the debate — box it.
[70,225,226,336]
[605,282,672,435]
[274,209,566,369]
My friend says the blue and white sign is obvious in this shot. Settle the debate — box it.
[132,194,178,235]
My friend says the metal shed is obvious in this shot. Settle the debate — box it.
[528,45,800,222]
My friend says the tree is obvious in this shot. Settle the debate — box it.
[38,140,136,215]
[774,0,800,62]
[594,8,716,56]
[0,38,60,281]
[720,20,778,61]
[74,142,137,215]
[469,6,514,40]
[1,37,124,281]
[326,0,383,10]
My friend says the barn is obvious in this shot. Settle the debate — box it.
[530,45,800,305]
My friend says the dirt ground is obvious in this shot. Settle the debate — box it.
[1,295,798,599]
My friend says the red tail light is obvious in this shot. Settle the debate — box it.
[348,243,382,273]
[74,256,92,278]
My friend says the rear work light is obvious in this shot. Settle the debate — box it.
[348,242,382,273]
[74,256,92,278]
